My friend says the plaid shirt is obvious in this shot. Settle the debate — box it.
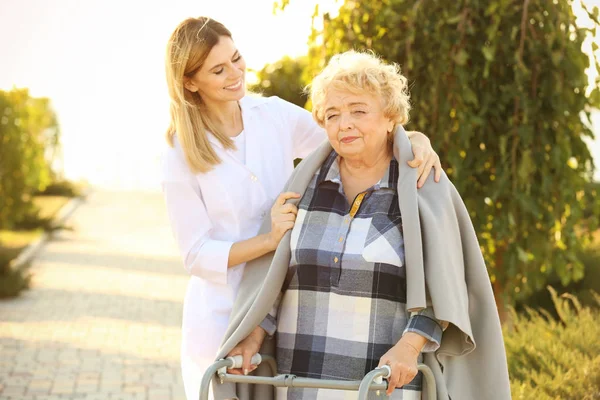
[261,150,444,400]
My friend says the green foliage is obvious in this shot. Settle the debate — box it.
[518,244,600,314]
[0,88,60,230]
[584,181,600,220]
[505,288,600,399]
[0,251,31,298]
[12,210,55,232]
[35,180,81,198]
[249,56,309,107]
[280,0,600,307]
[272,0,291,15]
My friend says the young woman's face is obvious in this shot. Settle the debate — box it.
[185,36,246,103]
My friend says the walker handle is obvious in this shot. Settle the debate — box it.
[226,354,262,369]
[373,365,392,384]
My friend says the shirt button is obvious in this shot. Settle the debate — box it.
[334,257,339,263]
[338,237,344,242]
[250,175,258,182]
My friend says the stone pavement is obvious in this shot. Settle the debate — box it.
[0,190,189,400]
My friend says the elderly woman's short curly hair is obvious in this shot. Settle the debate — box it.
[308,50,411,127]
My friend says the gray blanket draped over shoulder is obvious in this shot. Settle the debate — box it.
[212,126,511,400]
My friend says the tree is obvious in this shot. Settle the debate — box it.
[280,0,600,317]
[249,56,310,107]
[0,88,60,229]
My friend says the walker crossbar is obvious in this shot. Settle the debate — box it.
[200,354,436,400]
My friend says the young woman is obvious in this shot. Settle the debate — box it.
[160,17,442,400]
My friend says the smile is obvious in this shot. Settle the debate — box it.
[224,80,243,90]
[340,136,359,144]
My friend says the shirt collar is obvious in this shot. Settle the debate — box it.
[205,95,266,149]
[317,150,399,191]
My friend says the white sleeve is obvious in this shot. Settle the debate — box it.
[272,96,326,159]
[161,147,233,284]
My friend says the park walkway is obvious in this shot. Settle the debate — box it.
[0,190,188,400]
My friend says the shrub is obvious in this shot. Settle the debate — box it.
[517,245,600,315]
[13,210,55,231]
[34,180,82,198]
[506,287,600,399]
[0,252,31,298]
[0,89,60,230]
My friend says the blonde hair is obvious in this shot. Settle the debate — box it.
[165,17,236,173]
[309,51,411,128]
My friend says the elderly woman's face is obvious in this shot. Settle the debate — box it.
[323,89,394,161]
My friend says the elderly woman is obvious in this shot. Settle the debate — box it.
[214,51,511,400]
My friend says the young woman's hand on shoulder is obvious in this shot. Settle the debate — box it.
[265,192,301,251]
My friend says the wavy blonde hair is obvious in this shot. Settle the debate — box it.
[309,51,411,129]
[165,17,236,173]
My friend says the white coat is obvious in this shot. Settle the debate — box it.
[160,95,326,400]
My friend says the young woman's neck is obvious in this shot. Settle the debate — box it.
[203,99,243,137]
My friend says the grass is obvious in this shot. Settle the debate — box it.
[0,195,72,298]
[0,195,69,252]
[0,252,31,298]
[0,229,43,250]
[0,195,70,261]
[32,195,70,220]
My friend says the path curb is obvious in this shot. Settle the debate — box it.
[9,188,93,270]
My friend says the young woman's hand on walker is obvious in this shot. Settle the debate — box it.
[226,326,268,376]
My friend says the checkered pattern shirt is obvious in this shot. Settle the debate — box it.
[261,150,444,400]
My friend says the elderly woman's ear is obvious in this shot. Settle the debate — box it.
[386,119,395,135]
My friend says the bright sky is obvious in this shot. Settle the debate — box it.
[0,0,598,189]
[0,0,337,189]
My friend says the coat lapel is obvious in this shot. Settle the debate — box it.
[393,126,427,310]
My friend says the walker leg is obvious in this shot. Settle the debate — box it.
[357,368,390,400]
[418,364,437,400]
[199,360,231,400]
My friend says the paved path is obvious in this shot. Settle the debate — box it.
[0,190,188,400]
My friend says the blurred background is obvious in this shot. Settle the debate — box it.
[0,0,341,190]
[1,0,600,398]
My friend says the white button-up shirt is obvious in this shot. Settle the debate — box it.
[160,96,325,370]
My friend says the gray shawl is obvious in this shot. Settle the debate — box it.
[212,126,511,400]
